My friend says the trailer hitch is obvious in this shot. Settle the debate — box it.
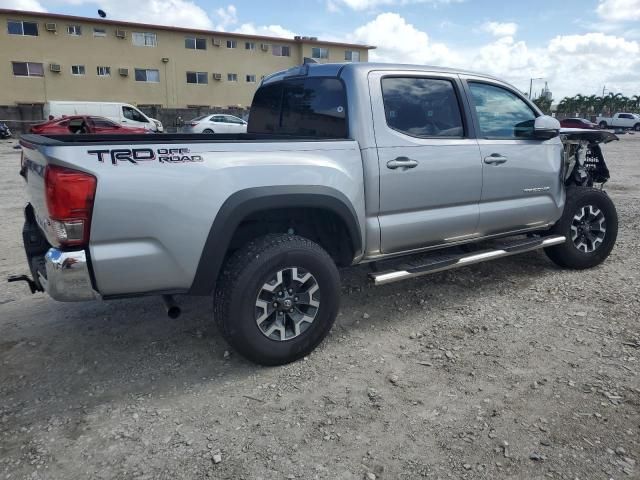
[7,274,41,294]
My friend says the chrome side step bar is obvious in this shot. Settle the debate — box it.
[370,235,566,286]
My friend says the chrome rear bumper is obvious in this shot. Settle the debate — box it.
[39,249,98,301]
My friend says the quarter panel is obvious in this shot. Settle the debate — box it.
[39,140,365,296]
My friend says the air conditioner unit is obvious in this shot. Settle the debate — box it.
[310,36,318,41]
[118,68,129,76]
[294,35,301,40]
[49,63,61,73]
[212,73,222,80]
[260,43,270,51]
[45,23,57,32]
[212,38,221,47]
[115,29,126,38]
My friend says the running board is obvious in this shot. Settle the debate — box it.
[370,235,566,286]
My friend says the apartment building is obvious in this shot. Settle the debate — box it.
[0,9,374,108]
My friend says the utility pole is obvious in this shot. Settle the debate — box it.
[529,77,544,99]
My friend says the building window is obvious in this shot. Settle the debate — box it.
[71,65,86,75]
[132,32,157,47]
[312,47,329,59]
[12,61,44,77]
[185,37,206,50]
[97,66,111,77]
[345,50,360,62]
[93,27,106,37]
[272,45,290,57]
[135,68,160,82]
[7,20,39,36]
[227,73,238,82]
[186,71,208,84]
[226,39,237,48]
[246,74,256,83]
[245,42,255,50]
[67,25,82,36]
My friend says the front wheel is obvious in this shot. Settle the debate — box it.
[214,234,341,365]
[545,187,618,269]
[634,123,640,132]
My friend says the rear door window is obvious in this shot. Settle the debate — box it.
[381,77,464,138]
[248,77,347,137]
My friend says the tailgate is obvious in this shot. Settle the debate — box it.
[20,140,50,241]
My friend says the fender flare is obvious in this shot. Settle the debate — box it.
[188,186,362,295]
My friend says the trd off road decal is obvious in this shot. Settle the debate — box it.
[88,147,203,165]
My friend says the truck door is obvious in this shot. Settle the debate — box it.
[462,78,564,236]
[369,71,482,253]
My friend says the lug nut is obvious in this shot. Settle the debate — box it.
[288,289,293,294]
[273,302,278,307]
[294,296,299,301]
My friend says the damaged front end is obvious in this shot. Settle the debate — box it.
[561,129,618,188]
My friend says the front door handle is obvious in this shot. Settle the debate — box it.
[484,154,508,165]
[387,157,419,170]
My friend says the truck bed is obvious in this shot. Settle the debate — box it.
[19,133,348,146]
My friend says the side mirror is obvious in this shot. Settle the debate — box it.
[534,115,560,140]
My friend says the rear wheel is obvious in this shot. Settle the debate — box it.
[214,234,340,365]
[203,128,214,134]
[599,121,608,129]
[545,187,617,269]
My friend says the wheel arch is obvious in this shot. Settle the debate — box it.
[188,186,362,295]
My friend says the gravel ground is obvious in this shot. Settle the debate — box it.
[0,136,638,480]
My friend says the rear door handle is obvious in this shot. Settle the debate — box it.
[484,154,507,165]
[387,157,419,170]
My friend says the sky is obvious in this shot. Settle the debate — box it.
[1,0,639,100]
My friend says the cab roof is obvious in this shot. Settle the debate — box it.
[262,62,502,85]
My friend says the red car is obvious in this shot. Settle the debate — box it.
[30,115,150,134]
[560,118,600,130]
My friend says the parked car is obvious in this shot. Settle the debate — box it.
[44,101,163,132]
[30,116,150,135]
[14,62,619,366]
[183,114,248,134]
[595,112,640,130]
[560,118,599,129]
[0,121,11,138]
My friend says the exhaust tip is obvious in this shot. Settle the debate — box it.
[161,294,181,319]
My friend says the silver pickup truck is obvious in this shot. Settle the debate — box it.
[13,62,618,365]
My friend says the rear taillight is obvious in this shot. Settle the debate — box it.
[189,122,198,126]
[44,165,97,248]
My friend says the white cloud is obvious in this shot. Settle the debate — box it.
[481,21,518,37]
[234,23,296,38]
[45,0,215,29]
[349,12,640,99]
[0,0,47,11]
[596,0,640,22]
[350,12,458,65]
[214,4,237,30]
[329,0,462,11]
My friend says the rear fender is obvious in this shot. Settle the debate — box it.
[188,186,362,295]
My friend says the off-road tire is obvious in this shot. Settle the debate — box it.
[545,187,617,269]
[214,234,340,365]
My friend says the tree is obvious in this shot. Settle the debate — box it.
[533,96,552,114]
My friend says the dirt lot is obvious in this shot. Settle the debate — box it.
[1,136,638,480]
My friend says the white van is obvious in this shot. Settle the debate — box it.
[43,101,163,132]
